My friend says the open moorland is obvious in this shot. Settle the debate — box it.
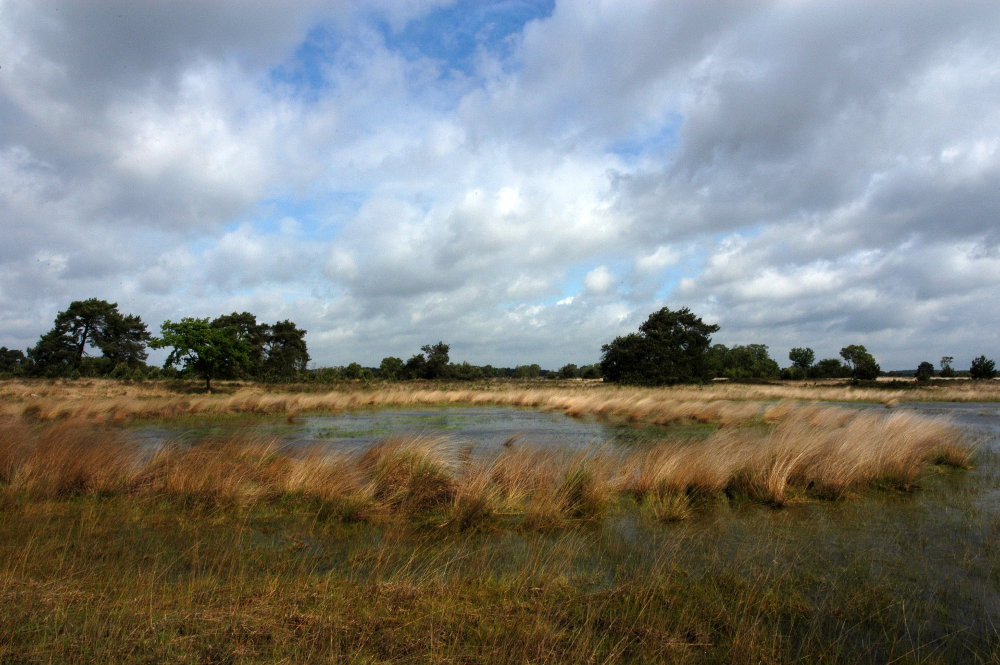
[1,378,998,663]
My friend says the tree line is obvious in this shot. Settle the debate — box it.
[0,299,996,386]
[0,299,308,388]
[598,306,997,386]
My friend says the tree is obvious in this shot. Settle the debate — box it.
[558,363,580,379]
[403,354,427,379]
[600,307,720,385]
[421,342,450,379]
[721,344,780,379]
[0,347,27,376]
[515,363,541,378]
[969,355,997,380]
[261,320,309,380]
[100,313,152,368]
[379,356,404,380]
[152,318,252,391]
[812,358,850,379]
[789,347,815,371]
[450,361,484,380]
[940,356,955,378]
[704,344,729,379]
[915,361,934,382]
[211,312,268,376]
[28,299,150,376]
[840,345,881,381]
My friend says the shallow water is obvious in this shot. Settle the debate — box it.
[130,400,1000,453]
[897,401,1000,447]
[292,407,617,452]
[131,406,629,453]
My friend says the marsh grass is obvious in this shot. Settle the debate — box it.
[0,402,973,528]
[2,466,997,664]
[0,380,992,663]
[6,376,999,427]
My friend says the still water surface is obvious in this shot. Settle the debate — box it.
[132,401,1000,451]
[130,401,1000,453]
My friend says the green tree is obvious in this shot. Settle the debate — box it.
[211,312,268,376]
[840,345,881,381]
[915,361,934,382]
[261,320,309,380]
[152,318,252,391]
[722,344,780,379]
[0,347,27,376]
[450,361,484,380]
[600,307,720,385]
[515,363,541,379]
[558,363,579,379]
[421,342,451,379]
[403,354,427,379]
[704,343,729,378]
[28,299,150,376]
[940,356,955,378]
[811,358,850,379]
[789,347,815,371]
[379,356,405,380]
[341,362,372,381]
[969,355,997,380]
[100,313,153,368]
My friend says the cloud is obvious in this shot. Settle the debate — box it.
[2,1,999,371]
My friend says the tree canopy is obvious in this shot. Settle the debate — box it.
[706,343,780,380]
[969,355,997,380]
[915,361,935,381]
[789,347,815,370]
[206,313,309,381]
[840,345,881,381]
[27,299,151,377]
[152,318,252,391]
[600,307,720,385]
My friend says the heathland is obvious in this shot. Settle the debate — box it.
[1,378,998,663]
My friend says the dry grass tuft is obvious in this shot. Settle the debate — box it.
[359,435,459,513]
[4,424,138,498]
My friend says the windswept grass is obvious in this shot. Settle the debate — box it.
[5,376,1000,427]
[0,380,993,663]
[0,404,973,526]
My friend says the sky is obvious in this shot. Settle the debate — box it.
[2,0,999,371]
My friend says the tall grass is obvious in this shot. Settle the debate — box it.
[0,404,972,525]
[6,377,1000,426]
[0,381,990,663]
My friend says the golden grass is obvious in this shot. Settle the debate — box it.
[5,377,998,436]
[0,400,972,524]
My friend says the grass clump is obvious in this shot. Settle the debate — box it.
[361,435,458,514]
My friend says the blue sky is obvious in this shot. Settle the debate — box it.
[2,1,999,370]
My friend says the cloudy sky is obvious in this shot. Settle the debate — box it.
[2,0,999,371]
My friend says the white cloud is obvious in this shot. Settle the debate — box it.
[584,266,615,295]
[2,1,999,370]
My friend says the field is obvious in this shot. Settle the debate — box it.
[1,379,998,663]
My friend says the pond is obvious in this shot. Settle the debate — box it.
[130,406,697,454]
[129,401,1000,453]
